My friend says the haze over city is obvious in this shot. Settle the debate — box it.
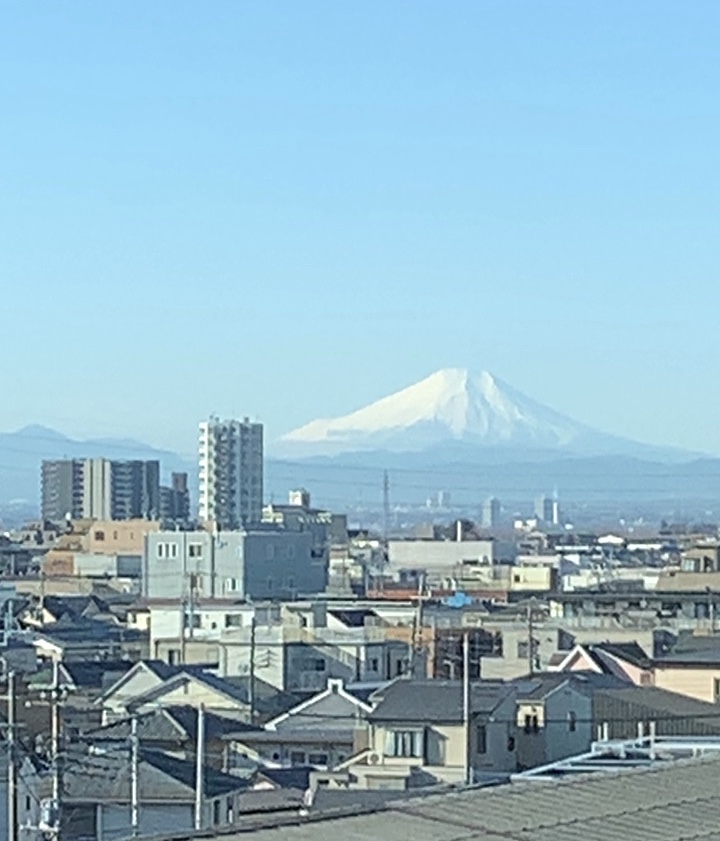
[4,2,720,454]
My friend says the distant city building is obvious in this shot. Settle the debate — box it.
[198,417,264,528]
[481,497,501,529]
[288,488,311,508]
[159,472,191,523]
[534,494,559,526]
[41,459,160,522]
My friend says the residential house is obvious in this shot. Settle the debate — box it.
[81,705,259,770]
[0,745,45,841]
[339,678,517,789]
[61,748,252,840]
[31,618,149,663]
[654,634,720,702]
[512,674,593,770]
[549,641,653,685]
[226,677,372,772]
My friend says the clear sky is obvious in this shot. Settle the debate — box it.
[2,1,720,456]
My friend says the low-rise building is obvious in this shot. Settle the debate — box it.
[341,678,517,788]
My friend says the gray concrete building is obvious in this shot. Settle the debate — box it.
[41,458,160,522]
[198,417,263,528]
[144,528,327,600]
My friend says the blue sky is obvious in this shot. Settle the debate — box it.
[2,1,720,455]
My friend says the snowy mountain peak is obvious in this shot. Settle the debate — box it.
[279,367,603,456]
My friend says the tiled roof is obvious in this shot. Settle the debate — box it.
[367,679,512,723]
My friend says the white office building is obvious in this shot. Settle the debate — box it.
[198,417,264,528]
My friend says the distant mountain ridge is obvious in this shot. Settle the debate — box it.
[279,368,699,462]
[0,425,193,505]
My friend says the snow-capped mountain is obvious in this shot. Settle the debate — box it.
[278,368,690,460]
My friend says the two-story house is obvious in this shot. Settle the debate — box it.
[338,678,517,789]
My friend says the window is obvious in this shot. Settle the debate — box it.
[212,800,221,825]
[226,796,234,824]
[476,724,487,754]
[157,542,179,560]
[524,713,540,734]
[225,577,240,593]
[308,658,325,672]
[168,648,181,665]
[714,678,720,703]
[184,614,201,629]
[189,543,203,558]
[94,531,105,541]
[308,752,329,766]
[568,711,577,732]
[290,751,306,765]
[385,729,424,758]
[225,614,243,628]
[369,658,379,672]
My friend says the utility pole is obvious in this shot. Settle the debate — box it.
[194,705,205,831]
[248,618,256,723]
[410,574,425,677]
[382,470,390,543]
[51,659,60,818]
[526,599,535,676]
[179,595,187,665]
[6,669,16,841]
[130,716,139,837]
[462,631,471,786]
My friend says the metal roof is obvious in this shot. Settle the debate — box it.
[193,753,720,841]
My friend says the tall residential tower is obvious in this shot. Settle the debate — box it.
[198,417,264,529]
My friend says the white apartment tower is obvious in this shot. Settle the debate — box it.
[198,417,264,529]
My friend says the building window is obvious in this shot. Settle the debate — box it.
[184,614,201,629]
[714,678,720,703]
[225,577,240,593]
[290,751,306,765]
[212,800,221,825]
[94,531,105,541]
[476,724,487,754]
[385,729,424,758]
[226,796,234,824]
[524,713,540,734]
[189,543,203,558]
[168,648,181,665]
[225,614,243,628]
[308,752,329,766]
[157,542,178,560]
[568,711,577,732]
[369,658,379,672]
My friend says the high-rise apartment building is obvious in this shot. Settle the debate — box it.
[534,494,560,526]
[159,472,191,523]
[41,459,160,523]
[198,417,264,529]
[481,496,501,529]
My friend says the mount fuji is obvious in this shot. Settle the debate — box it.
[278,368,692,462]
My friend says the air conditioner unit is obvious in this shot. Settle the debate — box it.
[368,752,381,765]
